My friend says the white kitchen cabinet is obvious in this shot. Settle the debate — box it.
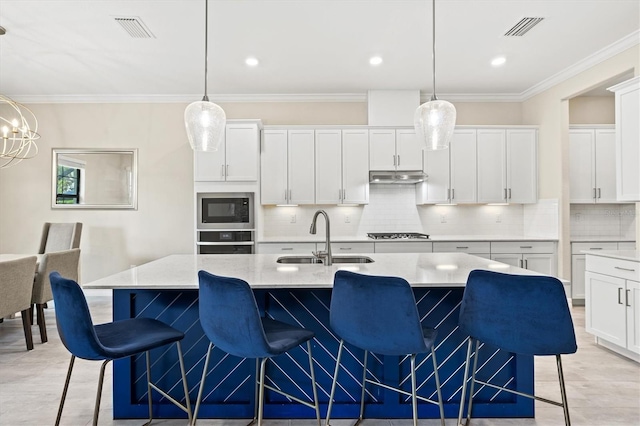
[571,242,618,303]
[194,120,261,182]
[477,128,537,203]
[374,241,433,253]
[261,129,315,205]
[315,129,369,205]
[609,77,640,202]
[432,241,490,259]
[490,241,556,275]
[569,127,617,203]
[417,129,477,204]
[317,242,375,253]
[369,129,423,171]
[257,242,316,254]
[585,253,640,359]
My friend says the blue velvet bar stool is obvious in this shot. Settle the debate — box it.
[49,272,192,426]
[457,270,577,426]
[326,270,445,426]
[194,270,321,426]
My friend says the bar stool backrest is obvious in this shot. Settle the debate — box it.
[331,270,427,356]
[198,270,272,358]
[459,269,577,356]
[49,272,105,360]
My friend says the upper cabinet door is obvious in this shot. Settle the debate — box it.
[287,130,315,205]
[419,146,450,204]
[450,129,477,203]
[594,129,617,203]
[477,129,507,203]
[342,129,369,204]
[315,130,342,204]
[395,129,423,171]
[506,129,537,203]
[225,124,259,181]
[569,129,596,203]
[260,130,288,204]
[194,147,225,182]
[369,129,396,170]
[612,77,640,201]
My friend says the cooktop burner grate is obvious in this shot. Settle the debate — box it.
[367,232,430,240]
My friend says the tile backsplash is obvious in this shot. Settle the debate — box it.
[260,185,560,238]
[570,204,636,239]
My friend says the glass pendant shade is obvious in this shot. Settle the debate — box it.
[184,100,226,152]
[414,99,456,151]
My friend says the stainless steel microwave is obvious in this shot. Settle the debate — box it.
[197,192,254,230]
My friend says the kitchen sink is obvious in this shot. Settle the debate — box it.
[332,256,374,264]
[276,256,374,264]
[276,256,323,264]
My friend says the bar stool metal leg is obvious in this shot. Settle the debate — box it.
[557,355,571,426]
[325,339,345,426]
[55,355,76,426]
[307,341,321,426]
[93,359,111,426]
[192,342,214,426]
[355,349,368,426]
[145,351,154,425]
[431,347,445,426]
[410,354,418,426]
[176,341,193,425]
[257,357,268,426]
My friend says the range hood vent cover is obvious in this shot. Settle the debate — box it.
[504,17,544,37]
[369,170,427,184]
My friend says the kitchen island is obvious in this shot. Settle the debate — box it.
[85,253,545,420]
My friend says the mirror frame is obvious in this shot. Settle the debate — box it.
[51,148,138,209]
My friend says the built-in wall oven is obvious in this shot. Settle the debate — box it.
[196,193,255,254]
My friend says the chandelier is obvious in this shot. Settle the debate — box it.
[1,95,41,168]
[414,0,456,151]
[184,0,226,152]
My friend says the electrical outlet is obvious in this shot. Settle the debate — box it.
[344,215,351,223]
[575,213,581,221]
[440,215,447,223]
[290,214,296,223]
[496,214,502,223]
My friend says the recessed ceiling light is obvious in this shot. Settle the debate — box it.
[245,57,259,67]
[369,56,383,66]
[491,56,506,67]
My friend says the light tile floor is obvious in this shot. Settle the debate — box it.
[1,294,638,426]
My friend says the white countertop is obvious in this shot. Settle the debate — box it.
[582,250,640,262]
[571,238,636,243]
[258,235,558,243]
[83,253,546,290]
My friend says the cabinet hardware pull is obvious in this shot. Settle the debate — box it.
[447,188,450,200]
[221,164,225,177]
[504,188,507,200]
[520,246,533,249]
[284,190,288,201]
[456,246,468,249]
[519,259,523,268]
[618,287,624,305]
[340,247,352,250]
[393,155,396,166]
[281,248,293,251]
[451,188,455,199]
[524,259,528,269]
[397,155,400,166]
[597,188,601,199]
[626,289,631,307]
[508,188,512,199]
[589,248,603,250]
[343,189,346,200]
[614,266,636,272]
[226,164,229,176]
[593,188,597,199]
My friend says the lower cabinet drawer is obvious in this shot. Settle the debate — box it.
[491,241,556,254]
[258,243,316,254]
[586,255,640,281]
[318,242,375,253]
[433,241,490,254]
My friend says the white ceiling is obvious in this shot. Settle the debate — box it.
[0,0,638,102]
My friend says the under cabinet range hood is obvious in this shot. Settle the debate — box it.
[369,170,428,184]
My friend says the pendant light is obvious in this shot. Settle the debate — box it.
[184,0,226,152]
[414,0,456,151]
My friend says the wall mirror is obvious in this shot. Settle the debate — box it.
[51,148,138,209]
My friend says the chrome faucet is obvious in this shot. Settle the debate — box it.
[310,210,332,266]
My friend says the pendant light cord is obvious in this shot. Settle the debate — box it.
[430,0,438,102]
[202,0,210,102]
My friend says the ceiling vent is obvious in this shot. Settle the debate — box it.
[114,16,155,38]
[504,17,544,37]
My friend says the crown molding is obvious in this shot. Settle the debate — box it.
[519,29,640,101]
[9,30,639,105]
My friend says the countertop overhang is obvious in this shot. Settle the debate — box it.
[84,253,547,290]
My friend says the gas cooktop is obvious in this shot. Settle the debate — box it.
[367,232,430,240]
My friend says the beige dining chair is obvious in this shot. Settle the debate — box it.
[38,222,82,254]
[0,256,38,350]
[31,248,81,343]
